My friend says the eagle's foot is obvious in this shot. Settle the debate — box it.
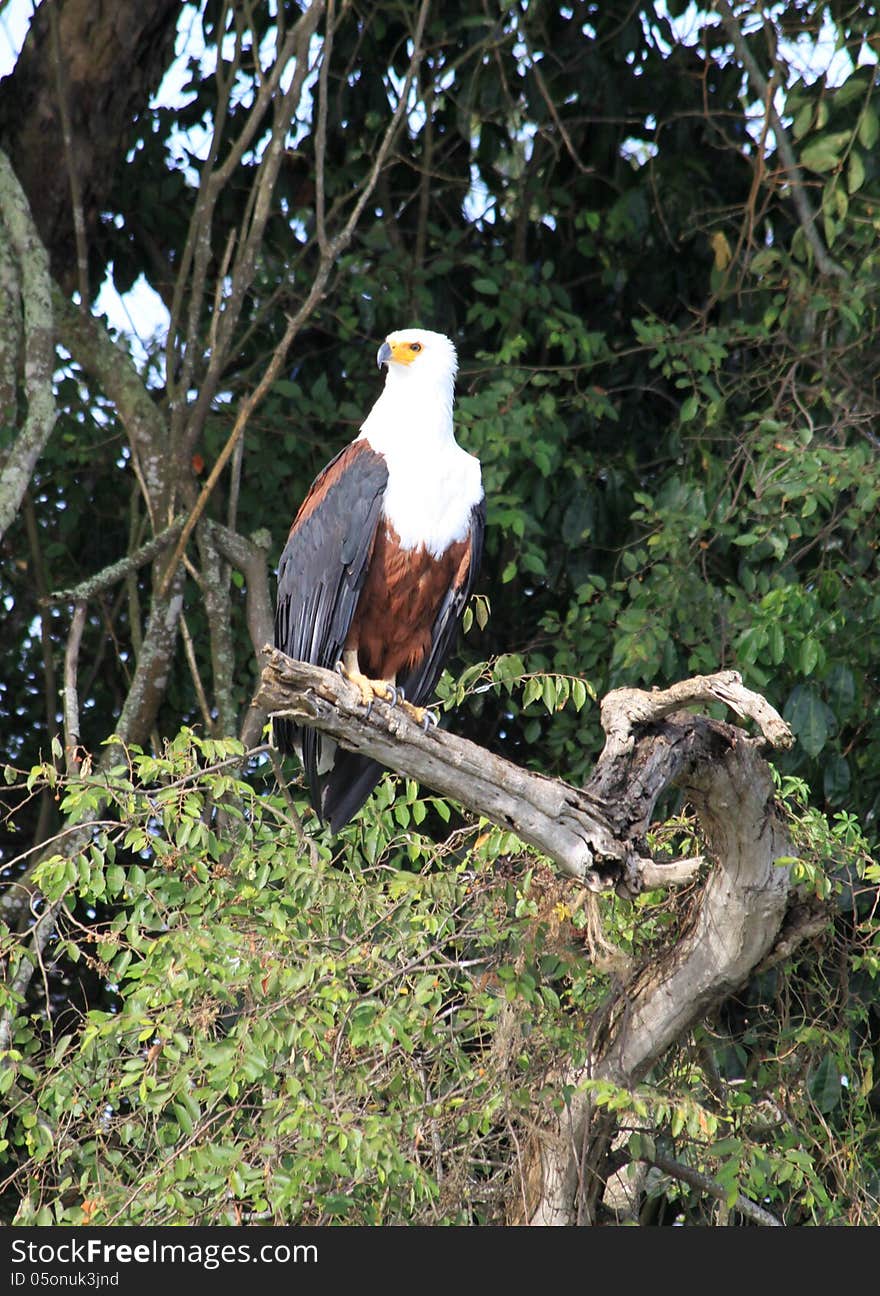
[400,700,439,731]
[336,661,396,711]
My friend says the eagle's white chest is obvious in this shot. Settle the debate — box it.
[358,392,482,556]
[379,442,482,555]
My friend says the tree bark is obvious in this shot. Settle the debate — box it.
[525,715,794,1224]
[0,149,55,541]
[0,0,181,292]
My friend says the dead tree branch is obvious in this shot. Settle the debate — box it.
[255,649,628,890]
[641,1150,782,1226]
[47,516,185,605]
[257,650,802,1226]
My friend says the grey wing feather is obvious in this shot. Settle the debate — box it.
[273,444,388,812]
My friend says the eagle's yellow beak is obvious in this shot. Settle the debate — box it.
[378,337,423,368]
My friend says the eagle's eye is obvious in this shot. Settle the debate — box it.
[409,342,422,353]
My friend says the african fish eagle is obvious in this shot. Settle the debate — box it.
[273,328,485,831]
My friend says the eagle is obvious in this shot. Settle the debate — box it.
[274,328,485,831]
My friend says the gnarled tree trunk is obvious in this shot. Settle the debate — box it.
[0,0,181,293]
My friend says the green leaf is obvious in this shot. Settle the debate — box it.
[783,685,832,758]
[800,132,850,172]
[800,638,820,677]
[858,106,879,149]
[847,150,866,194]
[792,103,814,140]
[680,394,698,423]
[807,1055,843,1113]
[823,754,851,804]
[522,677,543,708]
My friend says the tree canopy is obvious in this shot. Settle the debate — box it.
[1,0,879,1227]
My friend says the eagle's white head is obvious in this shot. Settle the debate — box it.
[359,326,481,547]
[361,328,460,452]
[377,328,458,391]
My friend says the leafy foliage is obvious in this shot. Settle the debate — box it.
[2,732,878,1225]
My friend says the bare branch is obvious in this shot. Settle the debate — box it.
[197,522,236,736]
[714,0,846,279]
[47,516,185,604]
[599,669,793,759]
[640,1150,782,1226]
[256,648,634,890]
[205,520,274,665]
[48,1,89,306]
[109,576,186,757]
[639,855,705,888]
[0,148,56,541]
[179,611,216,734]
[159,0,434,597]
[205,520,273,747]
[62,601,87,773]
[170,2,326,448]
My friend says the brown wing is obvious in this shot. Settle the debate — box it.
[319,498,485,833]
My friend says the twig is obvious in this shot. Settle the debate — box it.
[63,602,87,774]
[48,1,89,305]
[179,612,215,734]
[714,0,846,279]
[641,1149,782,1226]
[47,516,186,604]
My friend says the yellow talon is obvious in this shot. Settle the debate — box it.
[337,656,395,709]
[401,700,439,730]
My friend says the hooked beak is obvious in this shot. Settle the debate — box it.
[377,341,392,369]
